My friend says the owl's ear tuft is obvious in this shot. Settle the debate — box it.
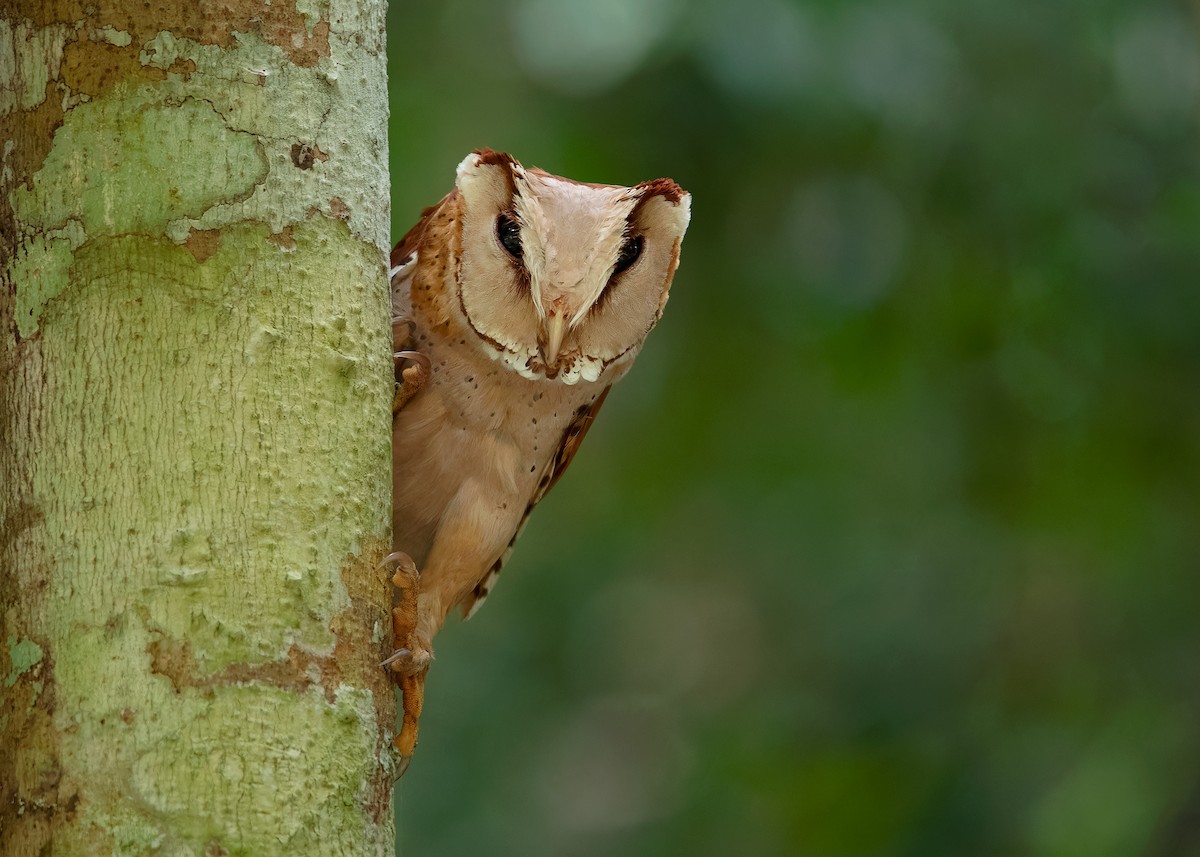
[456,149,524,206]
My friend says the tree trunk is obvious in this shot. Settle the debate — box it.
[0,1,396,853]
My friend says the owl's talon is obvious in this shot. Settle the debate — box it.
[380,647,410,668]
[383,645,432,675]
[383,551,419,589]
[382,549,429,771]
[382,644,433,672]
[394,753,412,782]
[379,551,415,572]
[383,552,423,672]
[393,350,430,413]
[394,350,430,375]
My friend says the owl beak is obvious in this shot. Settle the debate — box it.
[541,312,567,367]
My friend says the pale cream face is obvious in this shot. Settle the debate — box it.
[452,150,690,385]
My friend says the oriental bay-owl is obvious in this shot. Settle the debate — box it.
[384,149,690,769]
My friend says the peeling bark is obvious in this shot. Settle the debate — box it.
[1,1,396,854]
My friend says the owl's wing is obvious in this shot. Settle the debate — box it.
[391,193,453,270]
[390,193,454,319]
[391,193,458,399]
[460,385,613,619]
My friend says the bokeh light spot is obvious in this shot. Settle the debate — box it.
[1112,8,1200,129]
[835,5,962,131]
[511,0,679,96]
[697,0,819,101]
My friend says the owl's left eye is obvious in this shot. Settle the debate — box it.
[613,235,644,275]
[496,213,523,260]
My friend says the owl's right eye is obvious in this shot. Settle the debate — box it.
[496,213,523,260]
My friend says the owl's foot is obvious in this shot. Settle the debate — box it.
[380,644,432,673]
[380,551,431,775]
[392,350,429,414]
[392,315,429,414]
[393,669,425,778]
[382,551,433,675]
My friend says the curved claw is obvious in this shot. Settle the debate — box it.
[394,753,412,782]
[393,350,430,375]
[380,647,411,668]
[392,351,431,414]
[379,551,416,573]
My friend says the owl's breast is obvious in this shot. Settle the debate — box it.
[391,322,606,566]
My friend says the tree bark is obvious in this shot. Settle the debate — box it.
[0,1,396,853]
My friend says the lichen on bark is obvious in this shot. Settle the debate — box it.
[1,0,396,853]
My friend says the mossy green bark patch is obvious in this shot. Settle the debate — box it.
[6,4,388,334]
[10,219,86,337]
[90,26,133,47]
[296,0,331,36]
[133,25,389,248]
[4,636,44,687]
[0,18,72,113]
[11,95,268,236]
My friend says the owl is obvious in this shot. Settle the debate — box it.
[383,149,690,772]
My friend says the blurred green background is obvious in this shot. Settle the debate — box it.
[386,2,1200,855]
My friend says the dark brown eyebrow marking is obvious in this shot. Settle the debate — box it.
[632,177,686,208]
[474,147,519,170]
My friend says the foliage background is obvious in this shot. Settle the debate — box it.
[387,2,1200,855]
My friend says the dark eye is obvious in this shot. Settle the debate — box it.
[496,213,523,260]
[613,235,644,275]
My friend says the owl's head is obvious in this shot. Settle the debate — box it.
[451,149,690,385]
